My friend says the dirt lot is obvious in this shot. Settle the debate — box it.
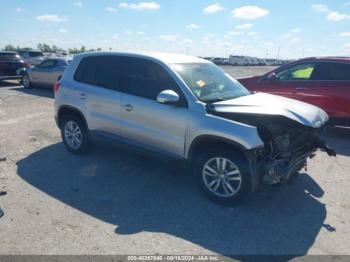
[0,66,349,256]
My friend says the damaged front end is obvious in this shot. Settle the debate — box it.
[210,111,336,185]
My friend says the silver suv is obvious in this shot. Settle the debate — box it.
[54,52,335,205]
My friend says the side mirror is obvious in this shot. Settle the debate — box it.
[157,90,180,105]
[267,72,277,81]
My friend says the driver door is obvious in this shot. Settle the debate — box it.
[119,57,189,158]
[259,62,316,101]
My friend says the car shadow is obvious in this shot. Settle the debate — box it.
[0,80,21,87]
[9,87,54,99]
[16,143,330,256]
[324,126,350,156]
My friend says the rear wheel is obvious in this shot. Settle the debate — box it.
[195,149,253,206]
[23,75,32,89]
[61,115,90,155]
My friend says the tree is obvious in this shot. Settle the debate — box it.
[4,44,16,51]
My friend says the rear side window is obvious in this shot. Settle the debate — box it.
[38,60,57,68]
[311,62,350,81]
[0,53,21,62]
[74,56,122,90]
[122,57,180,100]
[331,63,350,81]
[310,62,332,80]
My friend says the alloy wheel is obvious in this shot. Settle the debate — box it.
[202,157,242,198]
[64,121,82,149]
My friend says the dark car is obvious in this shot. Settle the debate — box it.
[0,52,29,82]
[238,57,350,126]
[22,58,70,89]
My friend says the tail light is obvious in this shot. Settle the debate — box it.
[53,76,62,94]
[53,81,60,94]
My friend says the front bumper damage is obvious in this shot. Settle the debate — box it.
[254,137,336,185]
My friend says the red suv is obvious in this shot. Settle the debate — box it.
[238,57,350,126]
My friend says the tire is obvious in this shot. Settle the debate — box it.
[22,74,32,89]
[60,114,90,155]
[194,149,253,206]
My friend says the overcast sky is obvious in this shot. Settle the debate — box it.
[1,0,350,59]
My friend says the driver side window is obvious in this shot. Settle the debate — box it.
[38,60,55,69]
[276,63,315,81]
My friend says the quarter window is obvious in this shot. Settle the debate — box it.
[276,63,315,81]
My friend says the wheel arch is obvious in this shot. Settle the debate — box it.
[187,135,260,193]
[187,135,252,163]
[57,105,88,130]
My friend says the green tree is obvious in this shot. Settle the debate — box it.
[4,44,16,51]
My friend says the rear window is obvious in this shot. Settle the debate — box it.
[28,51,44,57]
[0,53,21,62]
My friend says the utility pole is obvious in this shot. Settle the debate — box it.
[277,47,280,60]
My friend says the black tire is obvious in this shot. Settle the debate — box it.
[194,149,253,206]
[60,114,90,155]
[22,74,32,89]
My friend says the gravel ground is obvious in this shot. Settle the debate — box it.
[0,66,349,256]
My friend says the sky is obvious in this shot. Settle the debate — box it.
[1,0,350,59]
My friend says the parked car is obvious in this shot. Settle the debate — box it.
[22,58,70,89]
[0,51,29,82]
[54,52,335,206]
[17,50,45,66]
[238,57,350,126]
[212,57,228,65]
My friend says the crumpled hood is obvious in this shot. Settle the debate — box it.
[210,92,329,128]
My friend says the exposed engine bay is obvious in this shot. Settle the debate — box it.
[208,110,336,185]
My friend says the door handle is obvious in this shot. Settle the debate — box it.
[80,93,87,100]
[123,104,133,112]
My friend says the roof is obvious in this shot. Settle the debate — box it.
[75,51,210,64]
[0,51,18,54]
[17,50,43,52]
[47,57,71,61]
[299,56,350,62]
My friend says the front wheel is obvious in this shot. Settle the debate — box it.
[195,150,253,206]
[61,115,90,155]
[22,75,32,89]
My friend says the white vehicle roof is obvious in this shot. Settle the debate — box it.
[74,51,210,65]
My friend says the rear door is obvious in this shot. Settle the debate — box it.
[74,55,123,137]
[119,57,188,158]
[305,62,350,118]
[258,62,316,100]
[41,59,65,86]
[30,60,56,86]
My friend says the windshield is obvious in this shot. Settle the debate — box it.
[171,63,250,102]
